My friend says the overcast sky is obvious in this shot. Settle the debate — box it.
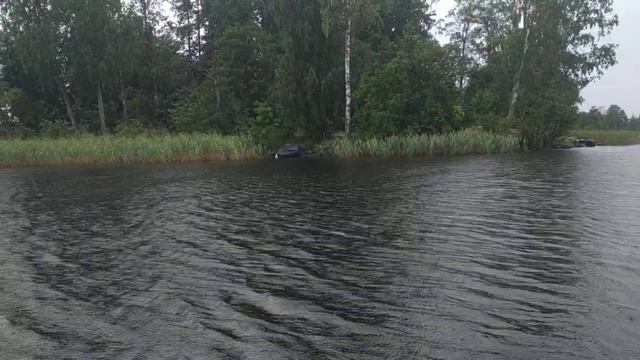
[434,0,639,115]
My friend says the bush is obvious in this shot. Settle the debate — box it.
[16,126,37,139]
[170,95,214,133]
[39,120,79,139]
[0,122,31,139]
[115,120,147,137]
[240,102,287,150]
[355,38,460,137]
[170,90,241,134]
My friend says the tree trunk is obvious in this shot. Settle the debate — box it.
[140,0,148,31]
[459,21,470,90]
[215,80,221,110]
[344,2,352,136]
[153,83,160,109]
[508,3,530,120]
[120,82,128,122]
[187,5,193,65]
[197,0,203,59]
[97,80,107,134]
[58,80,76,128]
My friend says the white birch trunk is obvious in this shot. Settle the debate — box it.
[58,80,76,128]
[508,2,530,120]
[344,1,353,136]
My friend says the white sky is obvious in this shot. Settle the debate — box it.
[434,0,639,115]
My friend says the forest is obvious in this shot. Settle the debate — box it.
[576,105,640,131]
[0,0,619,150]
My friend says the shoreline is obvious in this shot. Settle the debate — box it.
[568,130,640,146]
[0,133,264,169]
[0,130,524,168]
[2,130,639,169]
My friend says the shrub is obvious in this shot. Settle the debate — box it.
[170,90,243,134]
[355,38,460,137]
[240,102,287,150]
[39,120,78,138]
[115,120,147,137]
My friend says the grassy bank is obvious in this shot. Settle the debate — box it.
[0,130,526,168]
[569,130,640,146]
[0,133,264,168]
[318,130,525,158]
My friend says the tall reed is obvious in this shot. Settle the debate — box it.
[570,130,640,146]
[0,133,264,168]
[318,129,525,158]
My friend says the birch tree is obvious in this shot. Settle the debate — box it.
[322,0,379,136]
[66,0,122,134]
[507,0,530,120]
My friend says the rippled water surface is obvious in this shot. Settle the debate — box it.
[2,147,640,359]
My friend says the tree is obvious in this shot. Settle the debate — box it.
[172,22,276,134]
[321,0,379,136]
[459,0,617,146]
[1,0,77,127]
[604,104,628,130]
[444,0,483,92]
[112,6,143,122]
[356,38,459,136]
[379,0,435,40]
[507,0,530,121]
[172,0,198,68]
[576,107,605,130]
[0,0,620,144]
[629,115,640,131]
[263,0,344,137]
[62,0,123,134]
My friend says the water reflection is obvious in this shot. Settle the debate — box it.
[1,147,640,359]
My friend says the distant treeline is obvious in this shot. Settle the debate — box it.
[0,0,618,148]
[576,105,640,131]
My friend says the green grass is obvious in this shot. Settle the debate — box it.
[318,129,525,158]
[0,133,264,168]
[569,130,640,146]
[0,130,527,168]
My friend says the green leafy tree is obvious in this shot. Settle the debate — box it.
[171,3,274,134]
[356,38,459,136]
[265,0,344,138]
[0,0,621,145]
[460,0,617,146]
[1,0,77,127]
[111,6,143,122]
[604,105,629,130]
[63,0,122,133]
[576,107,605,130]
[321,0,380,136]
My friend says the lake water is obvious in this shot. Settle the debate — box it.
[1,147,639,359]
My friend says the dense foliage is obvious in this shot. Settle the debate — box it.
[576,105,640,131]
[0,0,619,148]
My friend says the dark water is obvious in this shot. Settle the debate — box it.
[1,147,640,360]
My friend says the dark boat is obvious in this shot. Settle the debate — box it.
[273,144,305,159]
[576,139,597,148]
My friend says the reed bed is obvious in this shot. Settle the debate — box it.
[319,129,525,158]
[0,133,264,168]
[569,130,640,146]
